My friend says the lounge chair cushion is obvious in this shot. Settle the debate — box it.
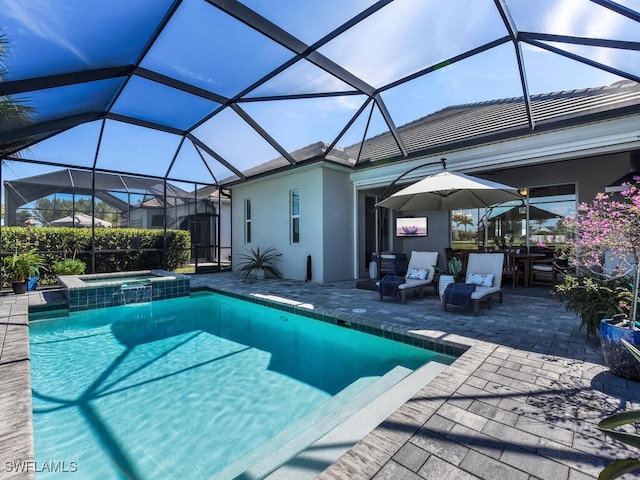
[470,285,501,299]
[464,253,504,311]
[377,251,439,303]
[406,251,438,283]
[398,278,431,290]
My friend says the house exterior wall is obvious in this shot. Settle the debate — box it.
[231,165,326,282]
[393,210,451,271]
[231,114,640,281]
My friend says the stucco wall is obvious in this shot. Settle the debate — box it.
[231,166,328,282]
[392,210,450,271]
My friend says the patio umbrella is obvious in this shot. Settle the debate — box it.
[376,170,522,211]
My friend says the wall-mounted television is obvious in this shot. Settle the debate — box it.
[396,217,427,237]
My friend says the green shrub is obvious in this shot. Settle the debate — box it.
[1,227,191,286]
[53,259,86,275]
[553,275,635,338]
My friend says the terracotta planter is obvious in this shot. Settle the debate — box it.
[600,318,640,381]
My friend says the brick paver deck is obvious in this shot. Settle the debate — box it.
[1,274,639,479]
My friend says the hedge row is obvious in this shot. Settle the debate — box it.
[1,227,191,285]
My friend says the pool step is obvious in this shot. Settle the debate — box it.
[213,365,415,480]
[264,359,450,480]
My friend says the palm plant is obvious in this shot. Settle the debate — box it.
[0,33,34,157]
[3,248,42,282]
[235,246,283,280]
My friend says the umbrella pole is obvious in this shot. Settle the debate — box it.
[485,213,488,248]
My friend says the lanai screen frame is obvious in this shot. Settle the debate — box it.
[0,150,226,276]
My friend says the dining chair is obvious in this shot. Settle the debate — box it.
[502,251,519,288]
[530,257,559,286]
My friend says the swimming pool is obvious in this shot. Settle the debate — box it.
[30,291,455,479]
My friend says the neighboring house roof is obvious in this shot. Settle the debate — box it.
[49,213,112,228]
[347,80,640,164]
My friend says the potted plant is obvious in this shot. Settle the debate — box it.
[554,275,633,338]
[555,181,640,380]
[435,257,464,298]
[235,246,283,280]
[3,248,42,294]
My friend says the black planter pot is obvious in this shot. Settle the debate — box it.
[600,318,640,381]
[11,281,28,295]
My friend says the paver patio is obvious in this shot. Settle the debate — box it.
[1,273,639,479]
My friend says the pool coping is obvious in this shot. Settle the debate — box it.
[0,302,34,480]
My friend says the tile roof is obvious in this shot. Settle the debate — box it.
[347,80,640,164]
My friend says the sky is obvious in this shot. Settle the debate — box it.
[0,0,638,186]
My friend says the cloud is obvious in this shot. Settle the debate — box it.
[4,0,90,65]
[317,0,501,88]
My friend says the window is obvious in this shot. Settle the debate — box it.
[244,198,251,244]
[290,189,299,244]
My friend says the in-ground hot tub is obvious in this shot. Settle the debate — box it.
[57,270,190,312]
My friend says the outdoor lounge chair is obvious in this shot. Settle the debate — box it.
[443,253,504,315]
[378,251,438,304]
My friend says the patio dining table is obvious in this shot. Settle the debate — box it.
[513,252,547,287]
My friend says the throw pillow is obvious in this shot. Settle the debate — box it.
[468,272,494,287]
[406,268,427,280]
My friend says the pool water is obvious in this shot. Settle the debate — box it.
[30,291,454,479]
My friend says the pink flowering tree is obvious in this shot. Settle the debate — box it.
[561,181,640,328]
